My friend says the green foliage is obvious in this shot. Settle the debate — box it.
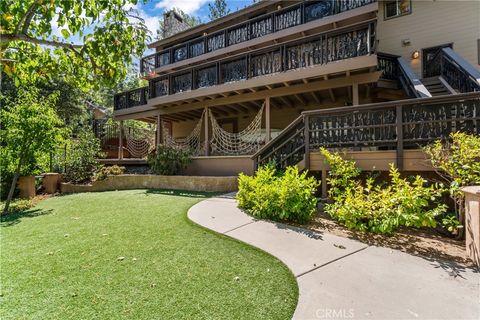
[441,213,462,235]
[1,0,148,89]
[147,145,192,175]
[0,198,34,215]
[208,0,231,20]
[237,166,320,223]
[321,149,446,234]
[0,87,66,176]
[424,132,480,235]
[424,132,480,199]
[94,165,125,181]
[63,131,103,183]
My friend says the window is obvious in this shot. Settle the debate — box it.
[384,0,411,19]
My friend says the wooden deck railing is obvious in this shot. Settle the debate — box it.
[115,22,376,110]
[253,92,480,170]
[140,0,376,74]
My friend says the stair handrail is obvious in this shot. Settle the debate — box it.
[253,92,480,168]
[397,57,432,98]
[441,47,480,92]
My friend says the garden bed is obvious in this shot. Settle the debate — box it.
[308,211,472,266]
[60,174,238,193]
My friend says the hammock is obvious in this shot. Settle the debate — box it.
[162,109,205,156]
[209,104,266,155]
[124,126,156,158]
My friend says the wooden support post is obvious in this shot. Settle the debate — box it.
[204,107,209,156]
[352,83,359,105]
[396,105,404,171]
[118,120,124,160]
[265,97,271,142]
[303,115,310,170]
[156,115,162,146]
[321,169,327,199]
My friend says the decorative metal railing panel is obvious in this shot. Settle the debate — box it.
[172,73,192,94]
[228,24,249,46]
[173,45,188,63]
[156,51,170,67]
[189,40,204,58]
[116,23,375,110]
[250,49,282,78]
[304,0,334,23]
[207,32,225,53]
[140,54,156,74]
[254,93,480,169]
[196,65,217,89]
[377,53,398,80]
[221,58,247,83]
[150,77,169,98]
[275,5,302,31]
[250,16,273,39]
[139,0,377,71]
[441,54,480,93]
[114,86,149,111]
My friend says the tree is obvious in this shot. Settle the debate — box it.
[1,88,66,213]
[0,0,149,89]
[156,8,201,40]
[208,0,231,21]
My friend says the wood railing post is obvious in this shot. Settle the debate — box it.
[118,120,124,160]
[156,115,162,146]
[303,114,310,170]
[396,105,404,171]
[265,97,271,142]
[204,107,210,156]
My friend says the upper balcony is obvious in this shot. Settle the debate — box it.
[139,0,377,77]
[114,21,378,114]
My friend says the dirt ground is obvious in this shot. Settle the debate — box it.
[306,211,473,267]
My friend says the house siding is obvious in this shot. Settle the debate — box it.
[377,0,480,77]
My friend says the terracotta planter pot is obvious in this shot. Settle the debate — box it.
[43,173,61,194]
[18,176,36,199]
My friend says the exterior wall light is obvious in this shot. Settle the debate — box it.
[412,50,420,59]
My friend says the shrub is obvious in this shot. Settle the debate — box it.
[63,131,103,183]
[94,165,125,181]
[147,145,192,175]
[320,148,446,234]
[237,165,319,223]
[0,198,34,214]
[424,132,480,236]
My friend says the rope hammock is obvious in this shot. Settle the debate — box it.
[162,109,205,156]
[209,103,266,155]
[124,126,156,158]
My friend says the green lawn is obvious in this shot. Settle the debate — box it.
[1,190,297,319]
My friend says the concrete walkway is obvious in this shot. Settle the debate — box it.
[188,195,480,320]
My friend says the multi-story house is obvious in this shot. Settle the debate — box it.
[106,0,480,196]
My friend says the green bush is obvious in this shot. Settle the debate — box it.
[424,132,480,236]
[237,165,320,223]
[94,165,125,181]
[63,131,103,183]
[147,145,192,175]
[320,148,446,234]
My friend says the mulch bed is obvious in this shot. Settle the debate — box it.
[305,211,473,267]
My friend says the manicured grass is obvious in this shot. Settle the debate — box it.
[1,190,297,319]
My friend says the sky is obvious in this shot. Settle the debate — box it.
[134,0,254,37]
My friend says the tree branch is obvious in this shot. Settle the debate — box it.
[13,2,38,36]
[1,33,83,49]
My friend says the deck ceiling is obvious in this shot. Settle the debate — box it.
[122,68,381,123]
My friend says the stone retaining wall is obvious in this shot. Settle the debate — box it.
[60,175,238,193]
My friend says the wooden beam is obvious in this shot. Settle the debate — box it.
[352,83,359,105]
[118,120,124,160]
[265,97,271,142]
[278,96,294,108]
[155,72,381,115]
[204,107,209,156]
[156,115,161,145]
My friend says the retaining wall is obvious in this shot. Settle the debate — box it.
[60,174,238,193]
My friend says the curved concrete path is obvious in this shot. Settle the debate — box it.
[188,194,479,320]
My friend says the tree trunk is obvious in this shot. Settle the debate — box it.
[3,152,25,214]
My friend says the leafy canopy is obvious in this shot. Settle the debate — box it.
[208,0,231,21]
[0,0,149,89]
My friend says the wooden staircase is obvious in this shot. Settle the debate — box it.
[421,77,454,96]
